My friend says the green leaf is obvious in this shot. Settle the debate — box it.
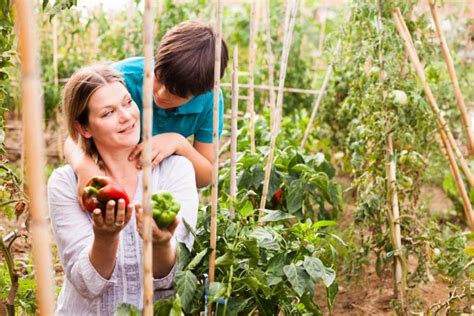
[222,297,251,316]
[175,271,197,312]
[267,168,282,201]
[177,242,191,271]
[258,210,295,223]
[303,256,336,287]
[313,220,337,228]
[266,274,283,286]
[283,263,311,297]
[266,253,287,275]
[207,282,226,304]
[153,297,173,316]
[215,251,234,267]
[185,249,207,270]
[238,200,254,218]
[248,227,280,250]
[115,303,141,316]
[287,179,304,213]
[243,238,259,260]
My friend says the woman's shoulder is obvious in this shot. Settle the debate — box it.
[153,155,195,178]
[47,165,77,195]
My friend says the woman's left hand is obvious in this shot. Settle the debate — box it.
[135,203,179,247]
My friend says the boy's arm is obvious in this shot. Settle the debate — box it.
[64,137,104,206]
[179,139,213,188]
[128,133,213,188]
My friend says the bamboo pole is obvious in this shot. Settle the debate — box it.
[52,17,64,162]
[229,46,239,219]
[385,134,407,307]
[300,40,340,149]
[377,3,405,309]
[208,0,223,310]
[392,9,474,189]
[259,0,298,214]
[428,0,474,155]
[264,0,276,127]
[437,124,474,229]
[15,1,56,315]
[141,0,154,314]
[317,7,326,54]
[52,17,58,88]
[248,1,258,153]
[220,82,320,95]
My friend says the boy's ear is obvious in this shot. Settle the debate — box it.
[74,121,92,139]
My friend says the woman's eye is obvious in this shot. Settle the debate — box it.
[102,111,113,117]
[126,99,133,106]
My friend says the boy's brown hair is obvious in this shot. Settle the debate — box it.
[154,20,229,98]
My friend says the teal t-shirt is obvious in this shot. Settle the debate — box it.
[112,57,224,143]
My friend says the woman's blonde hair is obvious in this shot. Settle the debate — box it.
[62,65,124,166]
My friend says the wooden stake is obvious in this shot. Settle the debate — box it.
[376,4,407,306]
[229,46,239,219]
[248,1,258,153]
[385,133,407,307]
[141,0,154,314]
[437,124,474,230]
[300,40,340,149]
[428,0,474,155]
[392,9,474,189]
[317,7,326,54]
[260,0,298,214]
[264,0,276,127]
[208,0,223,310]
[52,17,58,88]
[15,1,55,314]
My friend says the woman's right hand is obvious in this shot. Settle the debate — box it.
[92,199,133,239]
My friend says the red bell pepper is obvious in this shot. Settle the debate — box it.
[273,187,284,204]
[82,176,130,214]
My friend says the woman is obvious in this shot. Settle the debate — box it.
[47,65,198,315]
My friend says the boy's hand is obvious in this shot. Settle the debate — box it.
[128,133,185,169]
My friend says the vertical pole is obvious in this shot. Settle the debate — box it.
[248,1,258,153]
[15,1,55,314]
[264,0,276,128]
[259,0,298,214]
[208,1,223,314]
[229,46,239,219]
[141,0,154,315]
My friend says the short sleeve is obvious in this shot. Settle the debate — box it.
[194,89,224,143]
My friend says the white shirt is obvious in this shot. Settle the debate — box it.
[47,156,198,315]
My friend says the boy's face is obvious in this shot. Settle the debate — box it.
[153,78,192,110]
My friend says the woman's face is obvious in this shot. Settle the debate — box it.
[153,78,192,109]
[78,81,140,150]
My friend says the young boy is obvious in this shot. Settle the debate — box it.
[65,20,229,191]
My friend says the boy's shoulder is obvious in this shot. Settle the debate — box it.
[112,57,145,75]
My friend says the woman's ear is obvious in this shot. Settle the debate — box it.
[74,121,92,139]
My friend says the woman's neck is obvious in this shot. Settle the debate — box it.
[97,147,139,182]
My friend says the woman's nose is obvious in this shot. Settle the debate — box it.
[118,107,132,122]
